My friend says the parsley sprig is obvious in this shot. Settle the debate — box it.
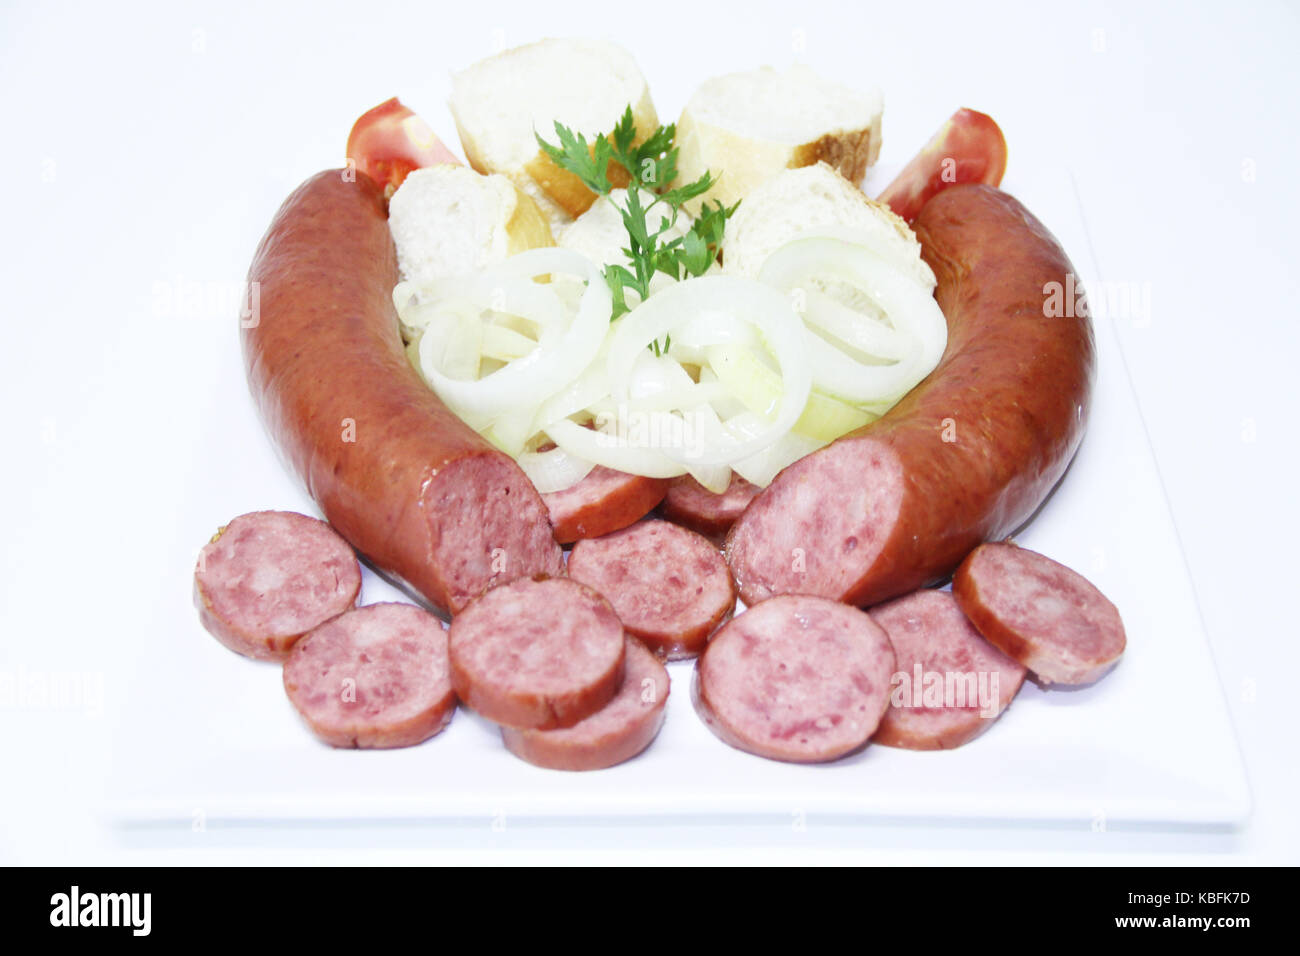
[537,106,739,320]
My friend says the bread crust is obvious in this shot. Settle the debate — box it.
[792,119,882,185]
[674,107,882,209]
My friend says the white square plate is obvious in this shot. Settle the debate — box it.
[108,166,1250,829]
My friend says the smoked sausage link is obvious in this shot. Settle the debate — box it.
[726,185,1095,608]
[242,171,563,614]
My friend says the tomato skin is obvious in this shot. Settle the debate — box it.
[345,97,460,196]
[877,108,1007,222]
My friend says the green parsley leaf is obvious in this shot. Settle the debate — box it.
[678,229,712,277]
[535,107,742,328]
[610,106,638,164]
[658,170,715,209]
[535,120,613,195]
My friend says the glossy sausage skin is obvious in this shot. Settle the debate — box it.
[726,185,1095,608]
[243,170,563,614]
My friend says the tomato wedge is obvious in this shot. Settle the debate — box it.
[876,108,1007,222]
[345,97,460,196]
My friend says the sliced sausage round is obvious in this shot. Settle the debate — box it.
[660,474,760,539]
[194,510,361,661]
[566,520,735,660]
[953,542,1126,685]
[501,637,669,771]
[868,589,1027,750]
[543,466,669,544]
[449,576,626,729]
[282,602,455,748]
[693,595,896,763]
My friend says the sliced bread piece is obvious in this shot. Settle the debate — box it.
[387,164,553,288]
[721,162,934,290]
[675,65,883,210]
[449,38,658,231]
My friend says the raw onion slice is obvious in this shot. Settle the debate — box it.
[770,223,937,291]
[803,289,911,361]
[704,344,875,442]
[416,250,611,420]
[803,333,927,404]
[533,359,611,430]
[758,235,947,405]
[543,418,687,480]
[517,445,596,494]
[481,324,537,362]
[723,412,829,487]
[482,404,538,457]
[395,274,568,340]
[605,275,811,467]
[624,351,732,492]
[395,229,945,496]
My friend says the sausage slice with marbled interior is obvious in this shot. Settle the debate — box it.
[501,637,669,771]
[449,576,626,729]
[693,595,896,763]
[869,589,1027,749]
[566,519,735,660]
[283,602,456,748]
[953,542,1126,685]
[194,510,361,661]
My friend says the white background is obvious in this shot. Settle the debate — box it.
[1,0,1296,864]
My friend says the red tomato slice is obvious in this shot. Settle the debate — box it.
[345,97,460,196]
[876,108,1007,223]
